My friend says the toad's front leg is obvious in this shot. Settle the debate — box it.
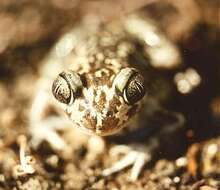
[29,88,73,150]
[102,142,155,181]
[102,105,185,181]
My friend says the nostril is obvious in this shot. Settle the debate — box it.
[106,110,113,117]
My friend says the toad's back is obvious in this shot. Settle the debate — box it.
[40,14,180,136]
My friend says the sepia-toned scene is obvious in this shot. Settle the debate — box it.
[0,0,220,189]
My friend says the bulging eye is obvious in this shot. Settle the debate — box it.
[114,67,146,104]
[52,70,83,105]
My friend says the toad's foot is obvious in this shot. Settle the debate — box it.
[102,138,158,181]
[30,116,72,150]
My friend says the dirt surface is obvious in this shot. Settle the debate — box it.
[0,0,220,189]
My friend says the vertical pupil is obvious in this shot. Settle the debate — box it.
[125,73,145,104]
[52,76,71,104]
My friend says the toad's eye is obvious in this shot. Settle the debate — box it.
[52,70,83,105]
[114,67,146,104]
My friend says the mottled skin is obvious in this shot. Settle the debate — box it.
[57,24,147,136]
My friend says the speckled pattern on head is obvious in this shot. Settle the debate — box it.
[51,19,150,136]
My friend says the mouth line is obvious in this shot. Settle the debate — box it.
[72,121,98,136]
